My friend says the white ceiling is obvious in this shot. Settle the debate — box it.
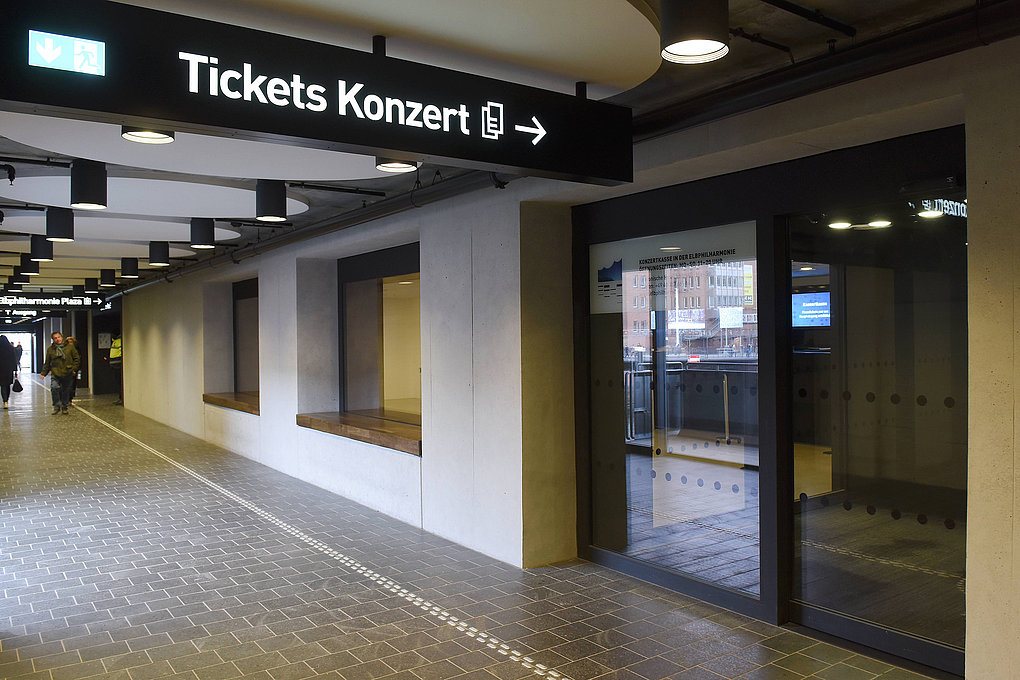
[118,0,661,97]
[0,215,239,243]
[0,111,391,182]
[0,176,308,218]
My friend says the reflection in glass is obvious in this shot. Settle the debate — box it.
[590,222,760,594]
[791,194,967,648]
[344,273,421,425]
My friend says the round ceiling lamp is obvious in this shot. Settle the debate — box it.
[660,0,730,64]
[19,254,39,276]
[30,234,54,262]
[375,157,420,173]
[99,269,117,287]
[190,217,216,249]
[148,241,171,267]
[70,159,107,210]
[121,126,176,144]
[84,277,99,294]
[121,257,140,279]
[46,207,75,242]
[255,179,287,222]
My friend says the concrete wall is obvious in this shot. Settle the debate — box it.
[123,183,559,565]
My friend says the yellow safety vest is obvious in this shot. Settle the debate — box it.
[110,337,122,360]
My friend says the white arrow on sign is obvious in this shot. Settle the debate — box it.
[35,37,62,63]
[514,117,547,145]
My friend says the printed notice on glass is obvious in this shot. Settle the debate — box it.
[589,221,756,315]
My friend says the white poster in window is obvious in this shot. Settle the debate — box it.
[719,306,744,329]
[97,332,112,349]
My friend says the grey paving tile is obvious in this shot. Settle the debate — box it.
[811,663,882,680]
[0,394,944,680]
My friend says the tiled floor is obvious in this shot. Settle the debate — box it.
[2,381,948,680]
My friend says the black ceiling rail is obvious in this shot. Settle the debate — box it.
[730,28,794,63]
[226,219,294,229]
[634,0,1020,141]
[0,156,71,168]
[759,0,856,37]
[0,204,45,211]
[107,170,517,299]
[288,182,387,198]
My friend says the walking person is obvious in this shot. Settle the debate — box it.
[110,331,123,405]
[65,336,80,405]
[0,336,18,410]
[40,331,80,415]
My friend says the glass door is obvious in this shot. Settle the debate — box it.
[789,194,968,657]
[589,221,761,595]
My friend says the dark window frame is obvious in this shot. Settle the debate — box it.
[572,126,966,676]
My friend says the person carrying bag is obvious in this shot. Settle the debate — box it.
[0,335,19,409]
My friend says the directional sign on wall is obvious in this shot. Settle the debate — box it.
[0,0,633,184]
[0,293,106,313]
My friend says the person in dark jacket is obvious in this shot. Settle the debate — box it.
[41,331,80,415]
[0,335,18,409]
[65,336,80,404]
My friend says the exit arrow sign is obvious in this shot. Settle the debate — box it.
[27,30,105,76]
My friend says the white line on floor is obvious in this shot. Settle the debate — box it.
[66,398,566,680]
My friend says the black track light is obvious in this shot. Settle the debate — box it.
[30,234,54,262]
[121,257,140,279]
[190,218,216,249]
[255,179,287,222]
[70,159,107,210]
[148,240,171,266]
[46,206,75,242]
[660,0,730,64]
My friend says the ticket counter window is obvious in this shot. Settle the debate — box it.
[233,278,259,396]
[589,221,760,595]
[341,250,420,426]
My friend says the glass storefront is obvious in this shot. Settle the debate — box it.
[589,221,761,595]
[790,196,967,649]
[577,127,967,673]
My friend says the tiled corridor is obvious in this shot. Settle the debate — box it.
[2,381,946,680]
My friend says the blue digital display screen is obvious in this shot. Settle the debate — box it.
[792,292,830,327]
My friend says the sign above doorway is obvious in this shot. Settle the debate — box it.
[1,0,633,184]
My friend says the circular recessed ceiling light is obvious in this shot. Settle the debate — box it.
[867,220,892,228]
[660,247,682,251]
[918,209,943,218]
[662,39,729,64]
[121,126,175,144]
[376,157,420,173]
[828,221,853,230]
[800,266,814,271]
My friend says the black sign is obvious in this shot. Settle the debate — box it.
[0,294,106,311]
[0,0,633,184]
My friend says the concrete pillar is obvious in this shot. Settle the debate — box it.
[965,60,1020,680]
